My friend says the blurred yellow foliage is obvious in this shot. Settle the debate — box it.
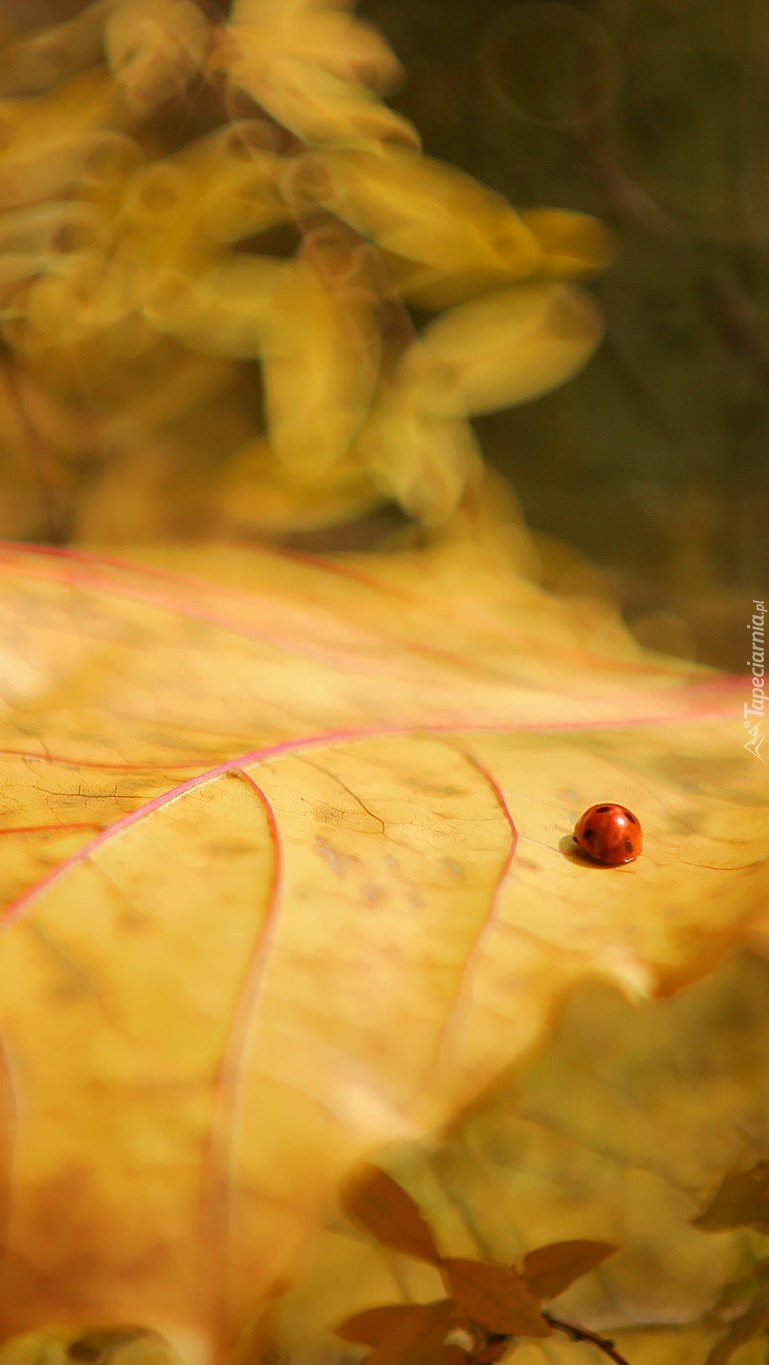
[0,0,612,542]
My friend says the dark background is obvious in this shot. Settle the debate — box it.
[357,0,769,671]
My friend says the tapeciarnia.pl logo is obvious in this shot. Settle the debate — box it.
[744,599,766,761]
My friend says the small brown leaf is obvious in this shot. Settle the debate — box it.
[521,1240,617,1301]
[335,1305,447,1347]
[340,1301,464,1365]
[441,1260,551,1339]
[341,1166,442,1264]
[693,1162,769,1234]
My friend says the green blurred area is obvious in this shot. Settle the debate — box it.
[361,0,769,670]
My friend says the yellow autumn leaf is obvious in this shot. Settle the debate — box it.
[0,533,765,1362]
[285,953,769,1364]
[436,950,769,1364]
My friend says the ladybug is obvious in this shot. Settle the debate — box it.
[573,803,642,866]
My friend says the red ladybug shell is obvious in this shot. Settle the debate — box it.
[573,803,642,866]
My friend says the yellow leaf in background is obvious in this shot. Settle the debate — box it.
[434,952,769,1363]
[0,535,765,1360]
[288,954,769,1364]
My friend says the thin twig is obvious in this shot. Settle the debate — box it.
[545,1313,631,1365]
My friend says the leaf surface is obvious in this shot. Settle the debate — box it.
[440,1259,550,1338]
[521,1240,617,1301]
[0,536,766,1355]
[341,1166,441,1264]
[337,1300,464,1365]
[335,1302,451,1346]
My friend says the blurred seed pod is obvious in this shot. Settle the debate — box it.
[115,122,283,296]
[308,146,542,285]
[200,155,287,245]
[215,0,418,147]
[519,209,616,279]
[0,70,122,211]
[397,282,605,418]
[24,255,152,356]
[357,390,482,526]
[0,201,109,259]
[141,257,284,357]
[230,0,404,94]
[260,241,382,475]
[0,1,115,96]
[78,131,143,216]
[216,435,382,534]
[105,0,211,116]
